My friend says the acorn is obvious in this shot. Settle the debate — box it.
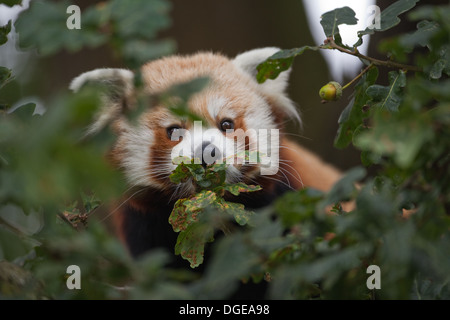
[319,81,343,102]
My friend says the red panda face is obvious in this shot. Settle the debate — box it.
[70,48,300,197]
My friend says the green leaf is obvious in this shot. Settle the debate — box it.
[256,46,319,83]
[169,163,191,184]
[296,244,372,288]
[190,166,206,183]
[108,0,172,39]
[275,188,323,227]
[184,190,217,212]
[161,77,209,122]
[168,159,260,267]
[0,20,11,46]
[168,199,190,232]
[354,109,435,169]
[321,167,366,207]
[335,66,378,149]
[170,158,230,191]
[197,233,261,298]
[0,204,43,235]
[204,166,226,188]
[407,4,450,28]
[0,0,22,7]
[222,182,262,196]
[169,190,217,232]
[0,225,37,261]
[429,58,447,79]
[80,192,101,214]
[412,273,450,300]
[14,0,173,65]
[428,45,450,79]
[10,103,36,120]
[174,216,215,268]
[0,67,12,89]
[15,0,107,55]
[216,199,253,226]
[366,70,406,112]
[122,38,176,66]
[165,77,210,101]
[399,20,441,50]
[169,191,220,268]
[320,6,358,38]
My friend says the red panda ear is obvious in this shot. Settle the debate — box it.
[233,47,300,124]
[70,68,135,135]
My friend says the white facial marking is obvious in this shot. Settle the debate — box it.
[207,96,236,120]
[243,96,275,131]
[120,125,157,187]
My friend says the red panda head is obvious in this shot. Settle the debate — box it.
[70,48,299,197]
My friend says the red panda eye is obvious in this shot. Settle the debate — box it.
[166,125,181,140]
[220,119,234,132]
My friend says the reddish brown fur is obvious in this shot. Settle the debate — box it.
[104,51,345,262]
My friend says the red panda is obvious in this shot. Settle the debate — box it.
[70,47,342,270]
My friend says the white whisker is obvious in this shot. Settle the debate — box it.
[99,186,150,223]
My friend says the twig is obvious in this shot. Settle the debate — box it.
[321,39,422,73]
[0,216,26,236]
[342,64,374,90]
[57,212,78,230]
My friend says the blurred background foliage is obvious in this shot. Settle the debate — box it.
[0,0,449,299]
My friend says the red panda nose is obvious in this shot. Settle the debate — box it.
[198,142,221,168]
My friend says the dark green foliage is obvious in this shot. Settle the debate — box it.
[14,0,174,68]
[365,70,406,112]
[0,20,11,45]
[256,1,450,299]
[0,66,12,90]
[256,46,319,83]
[0,0,449,300]
[334,66,378,148]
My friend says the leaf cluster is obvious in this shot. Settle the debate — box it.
[253,0,450,299]
[14,0,175,68]
[168,157,261,268]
